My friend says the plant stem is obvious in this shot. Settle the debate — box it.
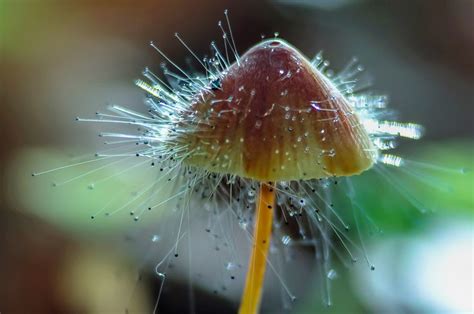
[239,182,275,314]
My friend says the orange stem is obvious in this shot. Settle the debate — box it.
[239,182,275,314]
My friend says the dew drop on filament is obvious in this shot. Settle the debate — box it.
[281,235,292,246]
[327,269,337,280]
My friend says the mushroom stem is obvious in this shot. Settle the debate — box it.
[239,182,275,314]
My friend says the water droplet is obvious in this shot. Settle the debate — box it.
[226,262,238,271]
[320,179,330,189]
[281,235,292,246]
[239,220,248,229]
[327,269,337,280]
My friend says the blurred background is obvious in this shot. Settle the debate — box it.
[1,0,473,313]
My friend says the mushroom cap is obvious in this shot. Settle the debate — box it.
[177,39,376,181]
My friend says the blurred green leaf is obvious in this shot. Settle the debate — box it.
[334,140,473,235]
[6,147,176,237]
